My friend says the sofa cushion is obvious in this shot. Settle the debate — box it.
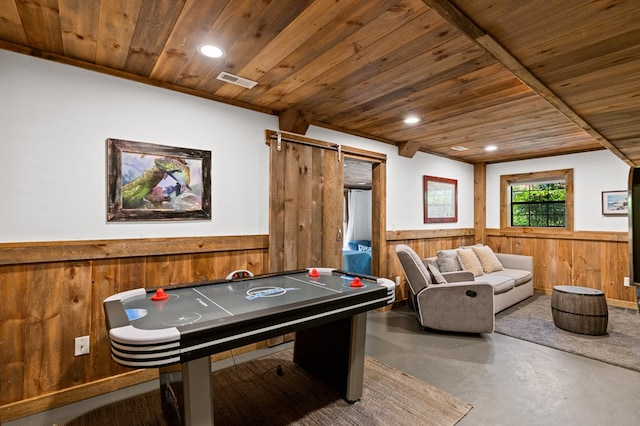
[436,249,462,272]
[426,263,447,284]
[491,269,532,287]
[457,248,484,277]
[472,245,504,273]
[478,274,515,294]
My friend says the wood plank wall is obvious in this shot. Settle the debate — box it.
[0,235,269,422]
[486,229,636,305]
[2,228,636,421]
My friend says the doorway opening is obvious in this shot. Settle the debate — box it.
[343,158,373,275]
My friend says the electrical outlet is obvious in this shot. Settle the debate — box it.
[624,276,630,287]
[75,336,90,356]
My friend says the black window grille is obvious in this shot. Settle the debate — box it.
[510,183,566,227]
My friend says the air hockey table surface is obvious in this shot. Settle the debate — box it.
[104,268,394,368]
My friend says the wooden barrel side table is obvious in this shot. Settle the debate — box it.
[551,286,608,335]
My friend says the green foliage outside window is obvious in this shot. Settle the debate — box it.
[511,183,566,227]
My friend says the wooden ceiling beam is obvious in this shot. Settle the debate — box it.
[422,0,633,167]
[398,141,421,158]
[278,108,310,135]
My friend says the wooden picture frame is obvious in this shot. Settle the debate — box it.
[424,175,457,223]
[107,138,211,221]
[602,190,628,216]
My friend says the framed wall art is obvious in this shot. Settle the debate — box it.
[424,175,458,223]
[107,138,211,221]
[601,190,628,215]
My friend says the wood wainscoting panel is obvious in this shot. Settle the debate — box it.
[60,262,93,390]
[486,229,635,305]
[0,264,27,405]
[90,259,130,382]
[23,263,64,398]
[0,235,269,422]
[0,235,269,266]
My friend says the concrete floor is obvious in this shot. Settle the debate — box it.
[366,307,640,426]
[7,307,640,425]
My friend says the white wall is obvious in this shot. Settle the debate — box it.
[486,150,630,231]
[1,49,276,242]
[306,127,476,231]
[4,48,624,243]
[0,49,477,243]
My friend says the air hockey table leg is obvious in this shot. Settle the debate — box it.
[293,312,367,403]
[344,312,366,402]
[160,356,214,425]
[183,356,214,425]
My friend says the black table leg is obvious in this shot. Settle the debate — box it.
[293,312,367,402]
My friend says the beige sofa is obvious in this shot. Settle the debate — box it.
[424,246,534,314]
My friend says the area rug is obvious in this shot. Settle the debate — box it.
[64,349,471,425]
[495,293,640,372]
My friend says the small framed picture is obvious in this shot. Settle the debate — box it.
[424,175,458,223]
[601,190,628,215]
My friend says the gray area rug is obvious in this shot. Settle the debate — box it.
[65,349,471,425]
[495,293,640,372]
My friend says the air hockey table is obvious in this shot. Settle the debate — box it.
[104,268,395,425]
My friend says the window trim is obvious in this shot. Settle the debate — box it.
[500,169,573,232]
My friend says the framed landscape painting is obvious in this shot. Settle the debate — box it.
[424,175,458,223]
[107,138,211,221]
[602,190,628,216]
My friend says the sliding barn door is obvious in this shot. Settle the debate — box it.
[268,131,344,272]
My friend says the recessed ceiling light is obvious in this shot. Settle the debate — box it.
[451,145,469,151]
[485,145,498,152]
[199,44,225,58]
[404,116,420,124]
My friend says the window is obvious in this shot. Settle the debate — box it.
[511,182,566,227]
[500,169,573,231]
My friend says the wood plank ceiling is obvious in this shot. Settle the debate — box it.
[1,0,639,166]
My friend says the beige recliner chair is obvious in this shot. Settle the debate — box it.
[395,244,494,333]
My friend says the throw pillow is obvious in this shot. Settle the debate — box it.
[436,249,461,272]
[472,245,504,273]
[459,243,484,250]
[358,244,372,253]
[457,248,484,277]
[426,263,447,284]
[348,240,371,250]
